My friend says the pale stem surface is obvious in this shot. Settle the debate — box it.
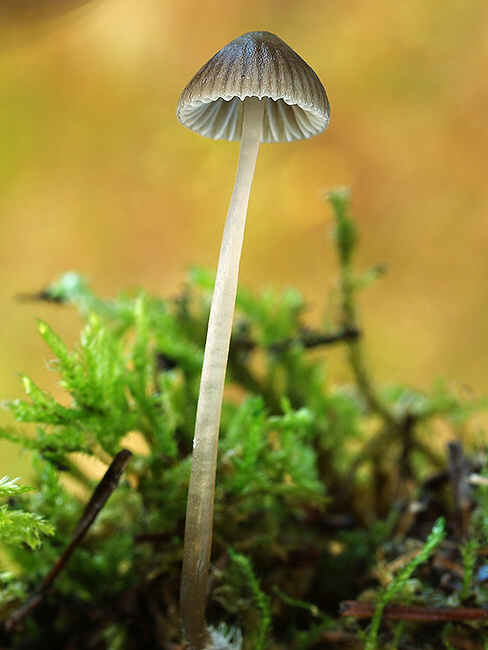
[180,96,264,649]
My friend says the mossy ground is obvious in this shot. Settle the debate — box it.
[0,191,487,649]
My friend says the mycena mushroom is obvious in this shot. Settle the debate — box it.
[177,31,330,649]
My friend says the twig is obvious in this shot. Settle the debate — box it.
[231,326,360,354]
[3,449,132,634]
[340,600,488,622]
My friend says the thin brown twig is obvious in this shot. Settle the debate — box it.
[3,449,132,634]
[340,600,488,622]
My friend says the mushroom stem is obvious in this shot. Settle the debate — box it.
[180,96,264,649]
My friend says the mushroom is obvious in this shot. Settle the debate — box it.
[177,31,329,649]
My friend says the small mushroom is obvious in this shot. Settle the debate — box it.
[177,31,329,649]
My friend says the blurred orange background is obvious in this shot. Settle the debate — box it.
[1,0,487,477]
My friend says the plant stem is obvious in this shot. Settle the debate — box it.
[180,97,264,650]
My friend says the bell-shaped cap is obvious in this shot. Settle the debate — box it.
[177,31,330,143]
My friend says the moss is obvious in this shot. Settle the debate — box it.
[0,191,487,648]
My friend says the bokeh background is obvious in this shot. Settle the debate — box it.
[1,0,487,477]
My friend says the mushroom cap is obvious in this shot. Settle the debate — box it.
[177,31,330,143]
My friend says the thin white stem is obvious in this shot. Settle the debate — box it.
[180,96,264,650]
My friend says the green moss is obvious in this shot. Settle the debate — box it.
[0,191,487,648]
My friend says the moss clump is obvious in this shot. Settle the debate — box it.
[0,191,487,649]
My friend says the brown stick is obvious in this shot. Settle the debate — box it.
[3,449,132,634]
[340,600,488,622]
